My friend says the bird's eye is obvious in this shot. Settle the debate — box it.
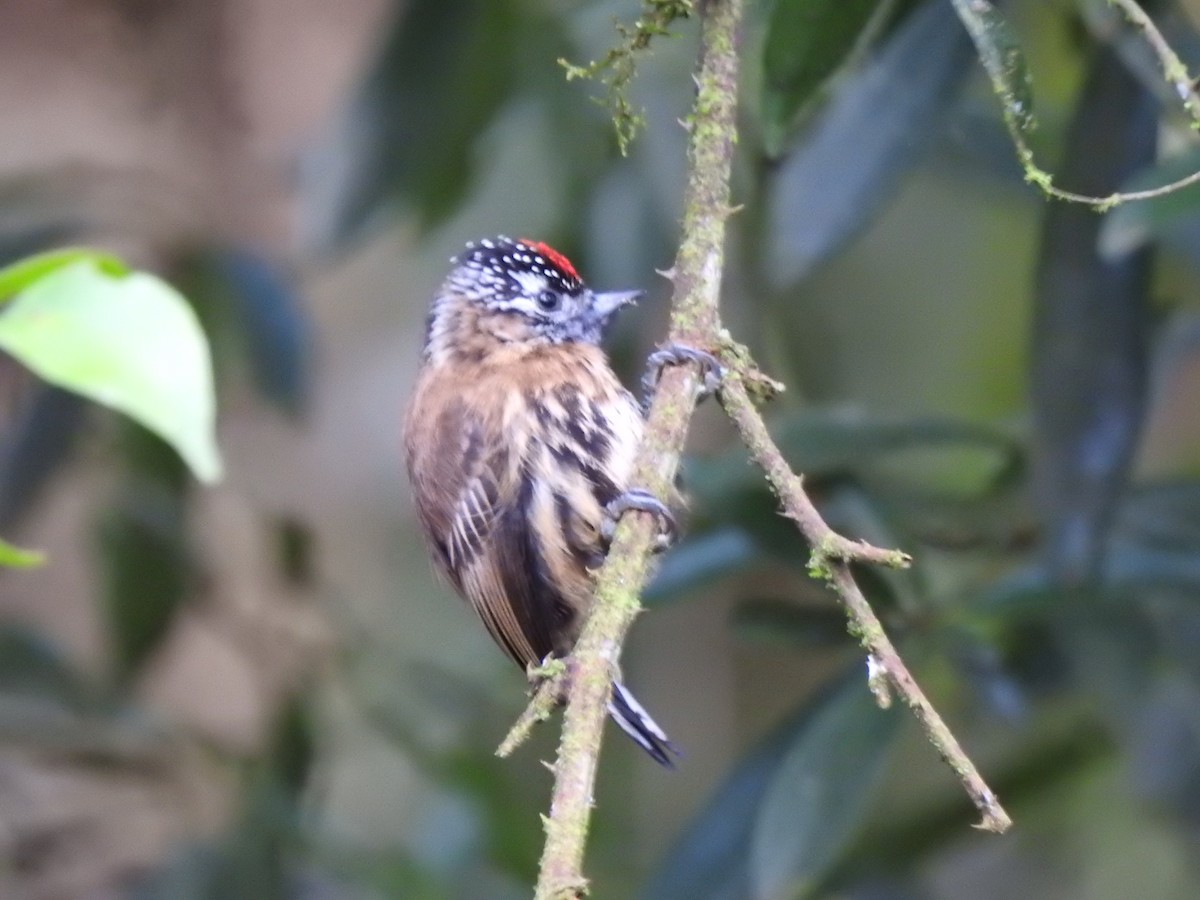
[536,289,560,311]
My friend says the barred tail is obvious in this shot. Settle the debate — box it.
[609,682,679,767]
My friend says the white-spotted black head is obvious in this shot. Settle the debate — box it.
[425,236,642,362]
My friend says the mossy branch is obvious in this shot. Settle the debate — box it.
[717,369,1012,833]
[532,1,741,896]
[517,0,1010,895]
[498,658,568,759]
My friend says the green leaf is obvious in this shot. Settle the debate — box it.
[0,258,222,483]
[0,247,126,301]
[950,0,1036,134]
[1099,149,1200,259]
[750,672,901,899]
[761,0,882,157]
[0,535,44,568]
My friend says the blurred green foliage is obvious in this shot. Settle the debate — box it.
[3,0,1200,898]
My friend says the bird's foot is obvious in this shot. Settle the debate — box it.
[641,343,726,411]
[603,488,677,552]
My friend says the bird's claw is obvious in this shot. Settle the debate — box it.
[641,343,726,411]
[603,488,677,552]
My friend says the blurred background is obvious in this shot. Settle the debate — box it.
[1,0,1200,897]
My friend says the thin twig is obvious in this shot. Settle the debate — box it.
[498,661,568,759]
[718,373,1013,833]
[955,0,1200,210]
[531,1,743,896]
[1109,0,1200,123]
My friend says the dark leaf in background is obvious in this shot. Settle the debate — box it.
[0,625,93,709]
[518,7,621,253]
[1116,481,1200,553]
[345,649,546,883]
[1142,590,1200,692]
[837,723,1110,884]
[768,0,974,284]
[272,696,317,799]
[131,844,236,900]
[972,481,1200,622]
[761,0,884,157]
[1125,674,1200,822]
[321,851,453,900]
[0,385,87,529]
[656,411,1020,608]
[750,672,901,900]
[1032,46,1155,586]
[0,224,85,270]
[644,527,764,605]
[977,546,1200,621]
[770,410,1024,485]
[869,476,1035,556]
[640,739,777,900]
[946,629,1029,720]
[177,697,320,900]
[642,670,863,900]
[209,249,311,418]
[1105,539,1200,595]
[686,409,1022,515]
[302,0,519,252]
[732,598,854,648]
[97,426,191,685]
[275,516,315,588]
[97,499,189,686]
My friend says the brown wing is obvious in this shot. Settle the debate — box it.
[405,386,567,669]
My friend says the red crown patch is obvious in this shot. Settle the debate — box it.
[519,239,580,282]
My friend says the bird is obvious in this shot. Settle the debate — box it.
[403,236,681,765]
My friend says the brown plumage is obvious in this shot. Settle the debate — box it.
[403,237,676,765]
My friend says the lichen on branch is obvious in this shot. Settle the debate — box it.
[954,0,1200,208]
[559,0,695,154]
[523,0,1012,894]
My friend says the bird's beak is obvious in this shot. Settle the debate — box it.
[592,289,645,320]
